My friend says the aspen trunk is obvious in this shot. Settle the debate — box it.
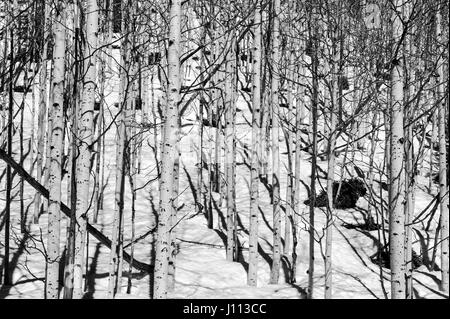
[108,0,129,297]
[214,31,224,203]
[367,112,379,223]
[248,3,262,287]
[197,17,206,214]
[270,0,282,285]
[428,104,437,193]
[404,108,415,299]
[291,17,307,284]
[46,1,66,298]
[33,1,51,224]
[93,29,107,223]
[73,0,98,299]
[284,70,294,258]
[153,0,181,299]
[206,14,218,229]
[404,4,415,297]
[225,33,237,262]
[3,26,13,286]
[168,135,180,291]
[307,16,320,298]
[436,6,449,294]
[43,61,54,214]
[325,24,339,299]
[63,3,80,298]
[291,82,304,284]
[389,0,406,299]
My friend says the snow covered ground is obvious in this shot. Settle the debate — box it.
[0,47,447,299]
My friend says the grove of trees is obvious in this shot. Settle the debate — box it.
[0,0,448,299]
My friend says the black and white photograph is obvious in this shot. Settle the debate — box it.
[0,0,448,304]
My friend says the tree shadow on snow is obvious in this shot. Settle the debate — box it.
[83,242,101,299]
[414,228,440,272]
[183,166,201,212]
[0,231,30,298]
[213,228,249,273]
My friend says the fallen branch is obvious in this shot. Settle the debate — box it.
[0,148,153,273]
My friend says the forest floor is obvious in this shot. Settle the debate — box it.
[0,52,448,299]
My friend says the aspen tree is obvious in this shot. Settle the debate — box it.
[43,65,54,214]
[284,17,296,257]
[117,0,140,294]
[62,0,74,207]
[2,11,12,287]
[127,161,137,294]
[108,0,129,297]
[19,55,27,233]
[46,0,66,298]
[30,54,36,177]
[33,0,50,224]
[197,4,206,214]
[213,23,224,203]
[389,0,406,299]
[428,14,439,195]
[436,3,449,294]
[153,0,181,299]
[428,103,437,193]
[270,0,282,285]
[403,0,415,299]
[63,1,80,298]
[367,111,379,226]
[168,4,184,288]
[284,73,293,258]
[307,3,320,298]
[206,6,218,229]
[93,2,108,222]
[325,3,339,298]
[73,0,98,299]
[260,17,269,183]
[168,116,181,291]
[0,7,5,150]
[225,28,237,262]
[291,9,307,284]
[248,0,262,287]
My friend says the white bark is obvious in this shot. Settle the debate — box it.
[284,70,293,258]
[225,32,237,262]
[153,0,181,299]
[270,0,282,285]
[73,0,98,299]
[108,0,129,297]
[248,3,262,287]
[33,1,51,224]
[389,0,406,299]
[325,18,339,299]
[436,6,449,294]
[404,2,415,298]
[45,0,66,299]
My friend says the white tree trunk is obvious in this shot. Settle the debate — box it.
[108,0,129,297]
[46,0,66,299]
[248,3,262,287]
[33,1,51,224]
[153,0,181,299]
[404,2,415,298]
[225,32,237,262]
[284,69,293,258]
[270,0,281,285]
[436,6,449,294]
[389,0,406,299]
[325,21,339,299]
[73,0,98,299]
